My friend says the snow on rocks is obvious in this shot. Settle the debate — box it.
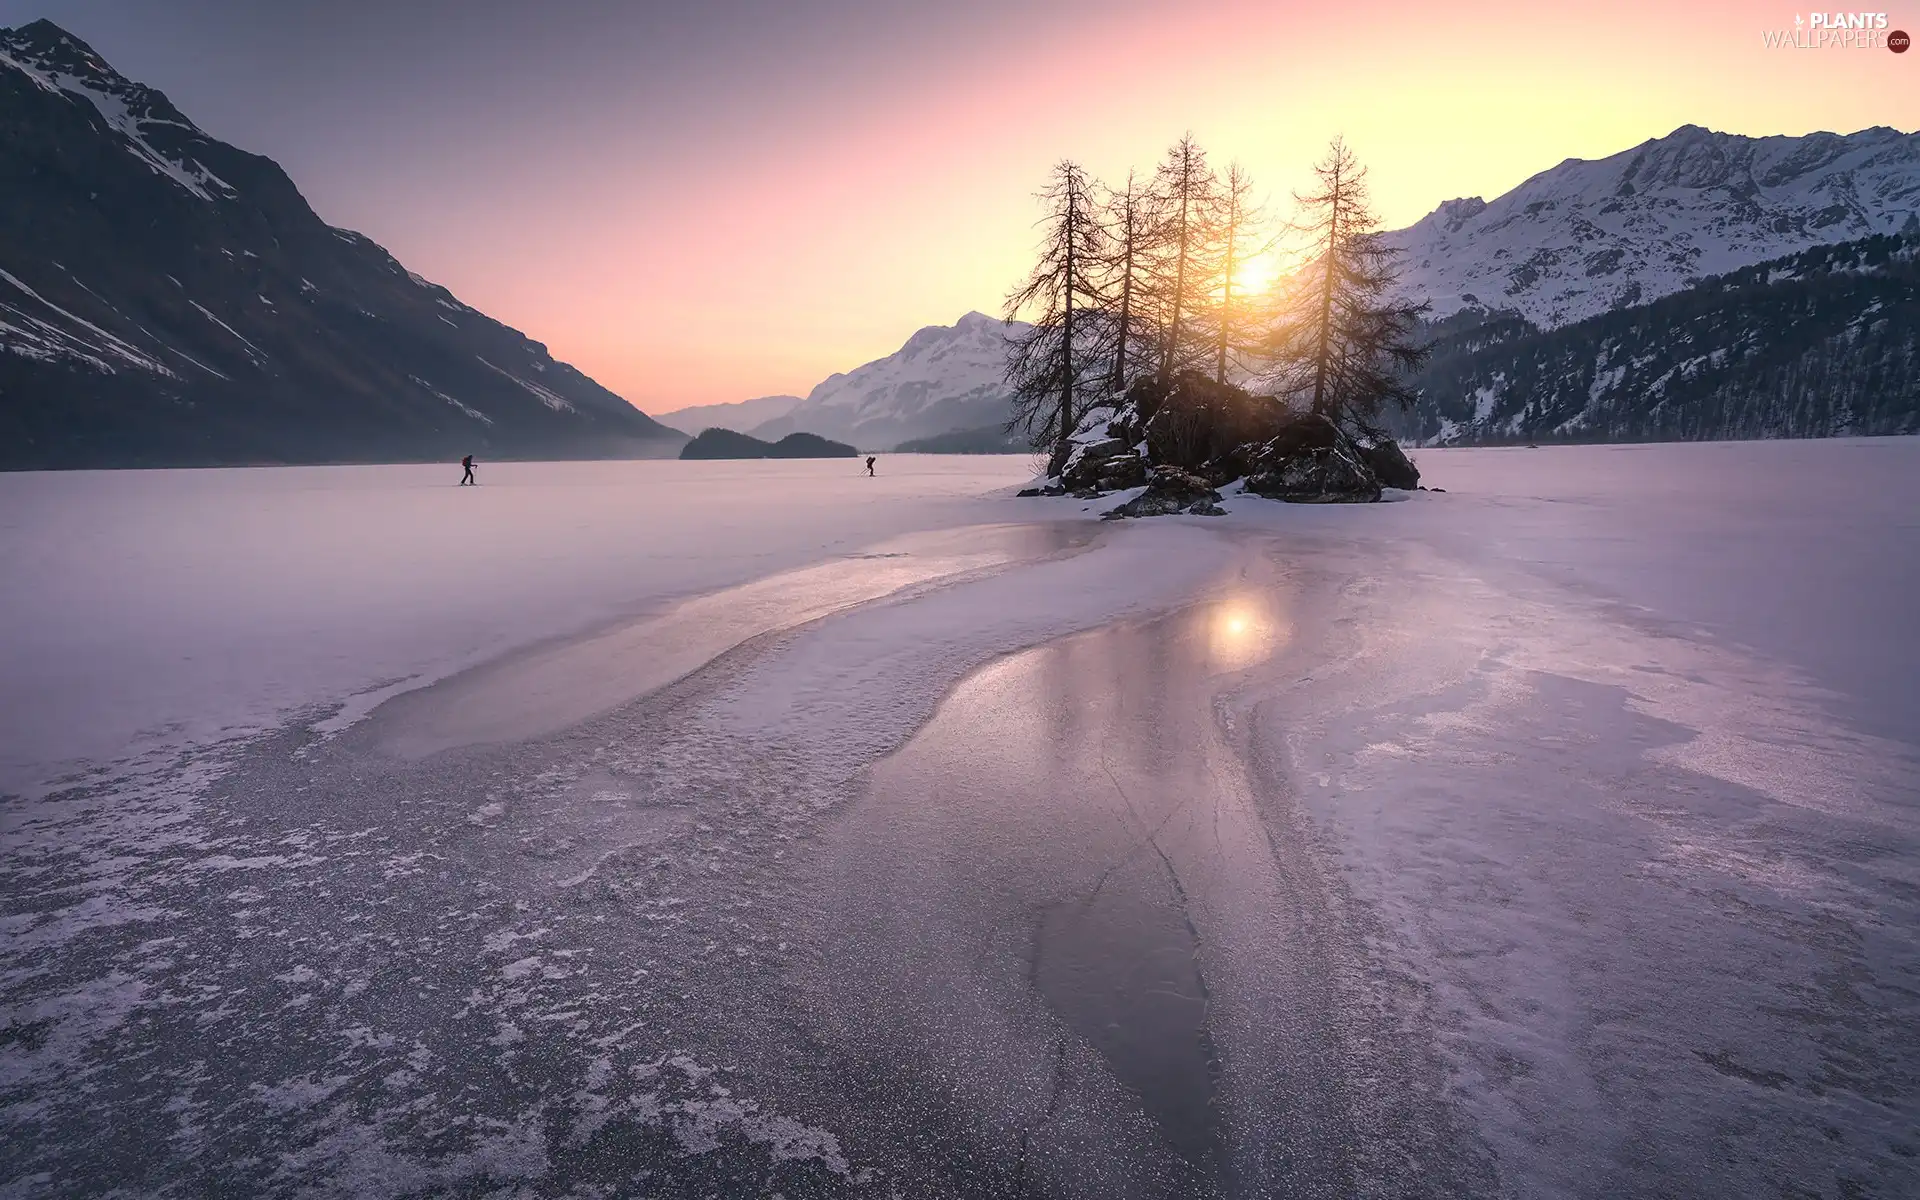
[1241,413,1384,504]
[1023,372,1416,513]
[1101,466,1225,519]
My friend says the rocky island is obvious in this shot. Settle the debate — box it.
[1021,373,1425,517]
[677,428,859,460]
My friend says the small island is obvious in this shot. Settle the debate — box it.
[1003,136,1431,516]
[678,429,859,460]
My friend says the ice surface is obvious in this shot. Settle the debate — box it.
[2,439,1916,1195]
[1200,437,1920,1194]
[369,521,1087,758]
[0,455,1039,792]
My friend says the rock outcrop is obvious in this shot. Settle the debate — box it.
[1029,372,1415,513]
[1102,467,1224,519]
[1139,374,1297,485]
[1242,414,1383,503]
[1353,437,1421,490]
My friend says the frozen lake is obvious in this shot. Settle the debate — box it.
[2,440,1917,1196]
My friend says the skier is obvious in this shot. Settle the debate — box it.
[865,455,876,477]
[460,454,475,486]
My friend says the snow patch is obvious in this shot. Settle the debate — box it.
[0,47,235,201]
[477,356,574,413]
[188,300,265,362]
[0,267,177,376]
[408,375,494,426]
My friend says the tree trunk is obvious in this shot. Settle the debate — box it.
[1216,208,1237,384]
[1309,161,1341,417]
[1113,194,1134,393]
[1061,183,1076,454]
[1161,167,1190,386]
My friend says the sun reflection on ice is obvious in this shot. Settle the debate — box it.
[1204,592,1288,670]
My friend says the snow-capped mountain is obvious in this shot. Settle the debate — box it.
[0,20,679,469]
[750,312,1027,450]
[655,394,803,437]
[1388,125,1920,329]
[1395,232,1919,445]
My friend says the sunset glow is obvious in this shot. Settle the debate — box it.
[23,0,1915,412]
[1234,252,1283,300]
[4,2,1918,1190]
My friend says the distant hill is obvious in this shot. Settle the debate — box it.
[678,428,858,459]
[751,312,1027,448]
[1394,233,1920,445]
[893,424,1028,454]
[655,393,802,437]
[0,20,682,470]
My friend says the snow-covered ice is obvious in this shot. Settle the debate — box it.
[2,439,1916,1196]
[0,455,1039,792]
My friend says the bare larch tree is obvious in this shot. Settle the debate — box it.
[1004,160,1108,453]
[1211,161,1268,384]
[1152,134,1226,385]
[1097,169,1165,394]
[1266,137,1429,426]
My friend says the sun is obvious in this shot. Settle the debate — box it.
[1232,251,1281,297]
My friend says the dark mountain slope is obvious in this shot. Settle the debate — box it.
[1397,234,1920,445]
[892,425,1027,453]
[0,20,680,469]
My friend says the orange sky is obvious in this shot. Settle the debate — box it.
[59,0,1912,413]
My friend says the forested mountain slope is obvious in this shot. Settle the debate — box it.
[1396,234,1919,445]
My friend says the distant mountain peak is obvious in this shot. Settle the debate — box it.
[1389,124,1920,328]
[897,310,1007,357]
[0,24,677,467]
[5,20,156,102]
[1,19,230,201]
[5,18,102,61]
[745,313,1027,449]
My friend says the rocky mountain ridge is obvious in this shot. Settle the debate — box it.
[0,19,679,469]
[1387,124,1920,329]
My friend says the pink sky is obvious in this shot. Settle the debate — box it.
[42,0,1914,413]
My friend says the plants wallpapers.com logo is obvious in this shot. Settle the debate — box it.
[1761,11,1909,48]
